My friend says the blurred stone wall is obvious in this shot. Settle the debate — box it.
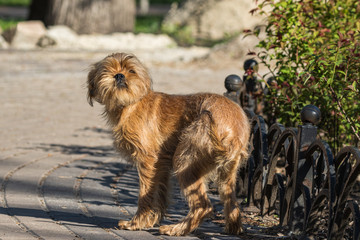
[162,0,264,41]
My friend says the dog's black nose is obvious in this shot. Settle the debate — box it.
[114,73,125,82]
[114,73,127,88]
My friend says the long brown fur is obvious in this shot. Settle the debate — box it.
[87,52,250,236]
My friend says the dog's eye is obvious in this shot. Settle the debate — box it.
[129,69,136,74]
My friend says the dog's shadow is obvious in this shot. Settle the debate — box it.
[32,143,116,157]
[115,165,228,237]
[23,129,237,238]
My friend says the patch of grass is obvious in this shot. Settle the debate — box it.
[0,18,22,31]
[0,0,29,31]
[0,0,31,6]
[135,15,163,34]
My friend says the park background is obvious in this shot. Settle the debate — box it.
[0,0,359,239]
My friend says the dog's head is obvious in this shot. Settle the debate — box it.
[87,53,152,108]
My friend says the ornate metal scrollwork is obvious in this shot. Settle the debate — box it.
[224,74,360,239]
[240,106,360,239]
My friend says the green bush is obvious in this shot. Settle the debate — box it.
[135,16,163,33]
[161,23,196,46]
[250,0,360,150]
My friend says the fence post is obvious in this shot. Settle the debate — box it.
[291,105,321,233]
[223,74,243,105]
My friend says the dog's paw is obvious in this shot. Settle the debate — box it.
[118,214,160,231]
[224,207,244,235]
[159,224,188,236]
[118,220,141,231]
[118,220,134,230]
[224,222,244,235]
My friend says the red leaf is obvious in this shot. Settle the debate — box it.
[249,8,259,15]
[338,31,344,40]
[320,28,331,33]
[318,21,324,28]
[299,19,305,27]
[282,82,290,87]
[269,44,276,49]
[286,95,291,103]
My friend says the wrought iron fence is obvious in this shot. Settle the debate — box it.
[223,66,360,239]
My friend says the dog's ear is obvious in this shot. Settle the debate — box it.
[87,67,96,107]
[87,89,94,107]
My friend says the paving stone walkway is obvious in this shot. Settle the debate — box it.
[0,50,261,239]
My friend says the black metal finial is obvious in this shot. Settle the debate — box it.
[243,59,259,73]
[301,105,321,125]
[224,74,243,92]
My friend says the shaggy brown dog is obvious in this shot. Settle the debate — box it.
[87,52,250,236]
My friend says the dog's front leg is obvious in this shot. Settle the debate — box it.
[118,159,162,230]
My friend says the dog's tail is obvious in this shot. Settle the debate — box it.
[203,109,249,175]
[173,108,249,177]
[201,110,227,156]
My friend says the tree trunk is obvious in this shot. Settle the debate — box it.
[139,0,149,15]
[29,0,136,34]
[28,0,50,23]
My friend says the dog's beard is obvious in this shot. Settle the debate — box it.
[113,79,149,106]
[95,75,150,109]
[116,80,127,89]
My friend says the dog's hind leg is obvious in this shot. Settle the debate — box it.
[159,113,215,236]
[159,170,213,236]
[216,155,244,235]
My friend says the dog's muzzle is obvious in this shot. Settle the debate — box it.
[114,73,127,88]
